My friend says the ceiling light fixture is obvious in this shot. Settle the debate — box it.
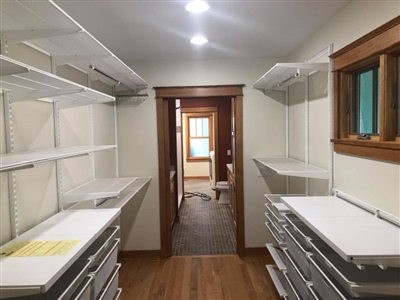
[185,0,210,13]
[190,36,208,45]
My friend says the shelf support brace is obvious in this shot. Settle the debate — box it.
[3,91,19,238]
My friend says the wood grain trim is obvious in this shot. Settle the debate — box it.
[332,139,400,150]
[331,16,400,59]
[333,142,400,163]
[235,95,245,257]
[154,85,245,98]
[380,54,397,141]
[333,72,350,139]
[181,107,218,113]
[244,247,271,257]
[119,250,161,259]
[332,24,400,71]
[184,176,210,180]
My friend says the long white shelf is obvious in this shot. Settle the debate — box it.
[63,177,138,203]
[0,0,148,92]
[0,209,120,298]
[253,157,329,179]
[0,55,115,108]
[0,145,116,172]
[69,177,152,210]
[281,196,400,267]
[253,62,328,92]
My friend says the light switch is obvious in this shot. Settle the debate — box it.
[227,150,231,156]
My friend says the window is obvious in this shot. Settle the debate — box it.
[350,66,380,136]
[331,16,400,162]
[185,113,214,161]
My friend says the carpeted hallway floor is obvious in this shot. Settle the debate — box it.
[172,179,237,256]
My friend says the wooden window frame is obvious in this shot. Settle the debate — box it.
[331,16,400,162]
[184,112,214,162]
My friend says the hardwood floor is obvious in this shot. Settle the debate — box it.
[119,254,280,300]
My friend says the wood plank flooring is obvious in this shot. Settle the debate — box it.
[119,255,280,300]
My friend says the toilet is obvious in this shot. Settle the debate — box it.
[216,181,229,204]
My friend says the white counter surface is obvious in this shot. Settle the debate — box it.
[0,209,120,294]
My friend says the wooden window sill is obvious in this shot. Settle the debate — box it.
[332,139,400,162]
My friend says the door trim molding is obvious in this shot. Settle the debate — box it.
[155,85,245,258]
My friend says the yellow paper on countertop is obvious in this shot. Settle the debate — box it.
[0,240,80,257]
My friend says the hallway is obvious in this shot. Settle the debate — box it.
[172,180,236,256]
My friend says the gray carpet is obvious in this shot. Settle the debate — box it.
[172,180,237,256]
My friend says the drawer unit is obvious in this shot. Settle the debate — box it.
[96,264,121,300]
[283,225,311,280]
[10,259,91,300]
[265,213,285,240]
[283,214,320,247]
[283,272,301,300]
[284,249,312,300]
[266,265,288,300]
[89,239,120,299]
[266,243,287,271]
[70,276,94,300]
[266,221,286,248]
[309,255,400,300]
[310,240,400,298]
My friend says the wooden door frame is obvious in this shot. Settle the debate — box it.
[155,85,245,258]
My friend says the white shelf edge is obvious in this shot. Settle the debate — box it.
[0,145,116,173]
[253,157,329,179]
[0,55,115,107]
[63,177,137,204]
[253,62,329,92]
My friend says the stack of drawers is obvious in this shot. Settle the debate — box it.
[9,226,122,300]
[264,194,400,300]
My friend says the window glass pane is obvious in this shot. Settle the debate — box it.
[190,138,209,157]
[351,67,380,135]
[359,70,373,133]
[203,118,209,137]
[196,118,203,137]
[189,118,196,137]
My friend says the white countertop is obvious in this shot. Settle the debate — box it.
[0,209,120,293]
[281,196,400,263]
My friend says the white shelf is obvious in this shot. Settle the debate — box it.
[63,177,138,203]
[0,55,115,108]
[0,145,116,172]
[281,196,400,267]
[253,62,328,92]
[69,177,152,210]
[253,157,329,179]
[0,209,120,297]
[0,0,148,92]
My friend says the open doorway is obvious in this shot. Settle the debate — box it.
[155,85,245,258]
[173,98,236,255]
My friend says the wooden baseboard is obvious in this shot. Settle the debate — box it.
[184,176,209,180]
[244,247,271,256]
[119,250,161,259]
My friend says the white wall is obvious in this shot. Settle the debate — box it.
[288,1,400,216]
[119,57,287,249]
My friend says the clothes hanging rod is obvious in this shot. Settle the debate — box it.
[266,71,300,93]
[89,65,137,94]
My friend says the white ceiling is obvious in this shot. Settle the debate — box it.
[54,0,351,64]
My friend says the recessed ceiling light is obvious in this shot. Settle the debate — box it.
[190,36,208,45]
[185,1,210,13]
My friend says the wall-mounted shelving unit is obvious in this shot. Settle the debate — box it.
[63,177,137,203]
[0,55,115,108]
[0,0,148,93]
[252,62,328,93]
[253,157,329,179]
[0,0,151,298]
[0,145,116,173]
